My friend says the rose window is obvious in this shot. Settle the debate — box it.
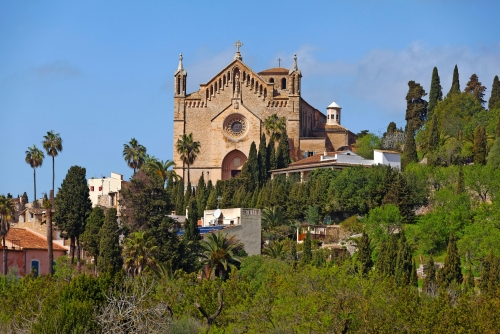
[223,114,248,140]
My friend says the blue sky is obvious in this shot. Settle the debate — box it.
[1,0,500,198]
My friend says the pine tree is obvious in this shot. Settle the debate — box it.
[489,75,500,110]
[357,232,373,276]
[276,128,291,169]
[258,133,268,185]
[378,234,399,277]
[302,230,312,264]
[438,233,463,287]
[473,126,488,165]
[447,64,461,97]
[428,67,443,119]
[383,174,414,224]
[184,199,200,242]
[97,208,122,275]
[402,123,418,170]
[53,166,92,263]
[268,140,277,171]
[423,256,437,295]
[465,73,487,106]
[405,80,428,130]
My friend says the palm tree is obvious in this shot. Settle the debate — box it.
[146,159,178,188]
[262,240,289,259]
[0,195,15,275]
[261,206,288,230]
[122,231,158,276]
[176,133,201,187]
[123,138,147,173]
[263,114,286,143]
[25,145,44,207]
[42,130,63,208]
[200,232,243,279]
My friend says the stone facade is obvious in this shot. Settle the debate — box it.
[173,45,356,186]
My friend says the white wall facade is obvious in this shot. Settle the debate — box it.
[88,172,123,207]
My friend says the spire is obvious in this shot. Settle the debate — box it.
[292,53,298,71]
[177,53,183,71]
[174,52,187,76]
[234,40,243,61]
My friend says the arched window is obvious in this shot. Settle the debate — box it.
[219,78,222,90]
[177,76,180,95]
[228,71,231,81]
[223,75,226,86]
[210,85,213,96]
[251,78,254,89]
[259,84,262,95]
[215,82,218,92]
[206,89,209,99]
[264,88,267,99]
[269,78,274,83]
[247,74,250,82]
[281,78,287,90]
[243,71,246,82]
[292,77,295,94]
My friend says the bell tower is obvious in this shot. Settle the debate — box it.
[174,53,187,97]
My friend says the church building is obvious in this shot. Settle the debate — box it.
[173,41,356,186]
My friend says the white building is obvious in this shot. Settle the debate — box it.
[270,149,401,182]
[88,172,124,209]
[200,208,262,256]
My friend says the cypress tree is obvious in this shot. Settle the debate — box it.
[258,133,268,185]
[175,179,184,215]
[427,114,440,166]
[496,113,500,138]
[465,73,487,106]
[276,128,291,169]
[386,121,397,134]
[395,232,413,286]
[81,207,105,274]
[473,126,487,165]
[410,259,418,287]
[428,67,443,119]
[457,164,465,194]
[447,64,461,97]
[206,186,218,210]
[184,199,200,242]
[357,232,373,276]
[465,263,475,292]
[22,192,28,203]
[268,140,277,171]
[183,184,192,215]
[291,240,297,262]
[402,123,418,170]
[247,141,259,189]
[54,165,92,263]
[489,75,500,110]
[196,173,207,218]
[423,256,437,295]
[97,208,122,275]
[302,230,312,264]
[438,233,462,287]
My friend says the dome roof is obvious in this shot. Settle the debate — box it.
[327,101,341,109]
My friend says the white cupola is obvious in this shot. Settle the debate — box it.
[326,101,342,125]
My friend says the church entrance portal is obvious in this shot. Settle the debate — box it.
[221,150,247,180]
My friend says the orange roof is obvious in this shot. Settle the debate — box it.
[315,123,349,131]
[3,228,67,251]
[258,67,290,74]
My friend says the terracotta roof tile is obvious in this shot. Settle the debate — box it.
[258,68,290,75]
[3,228,67,251]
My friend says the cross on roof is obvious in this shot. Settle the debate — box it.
[234,40,243,53]
[277,58,281,67]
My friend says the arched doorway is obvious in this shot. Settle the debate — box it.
[221,150,247,180]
